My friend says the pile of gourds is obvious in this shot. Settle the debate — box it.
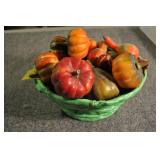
[22,28,148,100]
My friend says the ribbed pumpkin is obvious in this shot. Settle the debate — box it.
[112,53,143,89]
[68,28,90,59]
[35,51,59,81]
[89,38,97,51]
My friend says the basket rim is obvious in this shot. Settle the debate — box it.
[34,70,147,107]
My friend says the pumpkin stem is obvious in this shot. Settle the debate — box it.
[72,69,81,77]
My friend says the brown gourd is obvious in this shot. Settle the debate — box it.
[93,67,120,100]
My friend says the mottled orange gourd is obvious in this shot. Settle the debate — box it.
[112,53,143,89]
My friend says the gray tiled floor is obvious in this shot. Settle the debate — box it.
[4,27,156,131]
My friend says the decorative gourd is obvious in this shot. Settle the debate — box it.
[112,53,143,89]
[87,48,112,72]
[93,67,120,100]
[87,48,105,63]
[97,41,107,52]
[35,51,59,81]
[95,54,112,72]
[51,57,94,99]
[68,28,90,59]
[103,36,139,59]
[89,38,97,51]
[50,36,68,53]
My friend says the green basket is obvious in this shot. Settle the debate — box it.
[34,70,147,121]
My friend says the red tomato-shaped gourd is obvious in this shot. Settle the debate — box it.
[51,57,94,99]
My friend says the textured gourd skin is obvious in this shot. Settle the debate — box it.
[51,57,94,99]
[93,67,119,100]
[87,48,112,72]
[35,51,59,81]
[89,38,97,51]
[112,53,143,89]
[68,28,90,59]
[118,43,139,59]
[103,36,139,59]
[87,48,105,63]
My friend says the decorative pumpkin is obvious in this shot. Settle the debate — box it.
[51,57,94,99]
[103,36,139,59]
[35,51,59,81]
[118,43,139,59]
[97,41,107,52]
[87,48,105,63]
[50,36,68,53]
[89,38,97,51]
[68,28,90,59]
[112,53,143,89]
[95,54,112,72]
[93,67,119,100]
[87,48,112,72]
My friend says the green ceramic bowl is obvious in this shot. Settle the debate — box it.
[34,70,147,121]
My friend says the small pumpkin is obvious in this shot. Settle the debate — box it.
[93,67,120,100]
[68,28,90,59]
[89,38,97,51]
[112,53,143,89]
[97,41,107,53]
[35,51,59,81]
[95,54,112,72]
[87,48,112,72]
[87,48,105,63]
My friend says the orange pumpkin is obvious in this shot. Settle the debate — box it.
[97,41,107,53]
[112,53,143,89]
[118,43,139,59]
[68,28,90,59]
[89,38,97,51]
